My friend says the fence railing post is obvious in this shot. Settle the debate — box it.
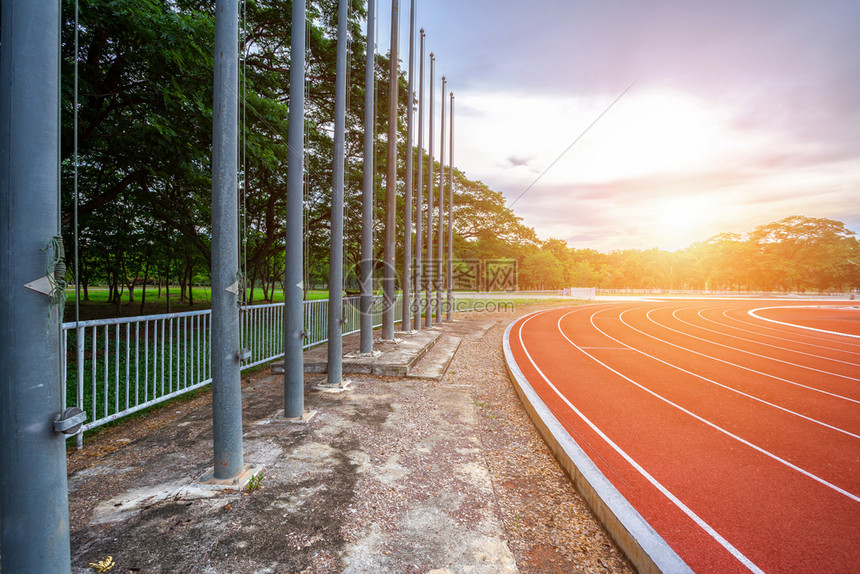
[77,326,85,449]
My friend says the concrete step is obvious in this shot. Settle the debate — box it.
[271,328,442,377]
[408,335,461,380]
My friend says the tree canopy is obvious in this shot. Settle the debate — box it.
[520,216,859,293]
[50,1,859,314]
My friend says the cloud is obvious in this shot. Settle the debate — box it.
[506,155,535,169]
[415,0,860,251]
[492,156,860,252]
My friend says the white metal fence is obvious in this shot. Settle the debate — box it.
[62,291,579,443]
[60,295,408,444]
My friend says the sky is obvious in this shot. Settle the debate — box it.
[374,0,860,252]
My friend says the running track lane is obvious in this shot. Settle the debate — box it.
[505,300,860,573]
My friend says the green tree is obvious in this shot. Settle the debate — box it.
[519,251,565,290]
[748,216,857,292]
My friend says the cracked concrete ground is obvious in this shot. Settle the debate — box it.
[65,304,632,573]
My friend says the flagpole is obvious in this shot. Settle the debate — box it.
[325,0,349,386]
[401,0,416,332]
[382,0,399,339]
[414,29,425,328]
[425,53,435,326]
[447,92,454,320]
[436,75,446,323]
[284,0,307,417]
[359,0,376,352]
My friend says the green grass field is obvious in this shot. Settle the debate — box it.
[64,285,569,322]
[65,286,330,321]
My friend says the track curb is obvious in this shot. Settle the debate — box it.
[502,311,693,574]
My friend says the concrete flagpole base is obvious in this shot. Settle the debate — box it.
[313,379,353,393]
[197,463,263,490]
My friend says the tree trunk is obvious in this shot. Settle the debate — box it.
[126,277,137,304]
[166,258,171,313]
[187,254,194,306]
[124,256,136,304]
[139,259,150,315]
[113,276,123,315]
[268,274,277,303]
[179,268,187,304]
[248,265,258,305]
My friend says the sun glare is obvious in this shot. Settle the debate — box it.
[653,196,714,233]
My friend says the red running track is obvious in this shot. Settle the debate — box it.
[506,300,860,573]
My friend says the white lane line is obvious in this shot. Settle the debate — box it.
[670,309,860,368]
[708,308,860,358]
[749,306,860,340]
[603,308,860,440]
[628,311,860,404]
[580,347,634,350]
[645,311,860,396]
[722,308,860,349]
[562,308,860,503]
[630,311,860,404]
[504,310,694,574]
[515,311,766,574]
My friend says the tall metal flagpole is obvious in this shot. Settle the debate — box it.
[447,92,454,320]
[326,0,348,386]
[210,0,244,480]
[0,1,73,570]
[436,76,446,323]
[382,0,399,339]
[425,53,435,327]
[284,0,306,417]
[413,29,425,329]
[401,0,416,332]
[359,0,376,353]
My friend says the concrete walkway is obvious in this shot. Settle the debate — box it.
[66,318,517,574]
